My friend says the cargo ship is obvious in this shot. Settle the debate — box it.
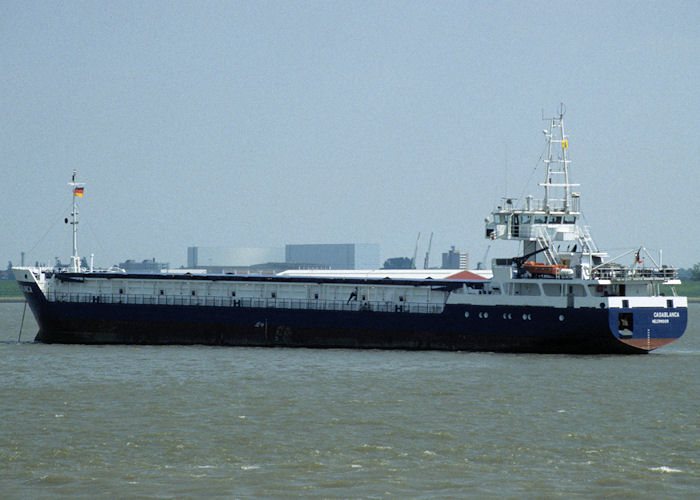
[13,109,688,353]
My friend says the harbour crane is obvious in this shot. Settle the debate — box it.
[411,232,421,269]
[477,245,491,270]
[423,232,433,269]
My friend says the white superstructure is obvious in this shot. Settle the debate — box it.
[482,105,680,306]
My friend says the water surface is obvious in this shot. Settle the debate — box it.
[1,302,698,498]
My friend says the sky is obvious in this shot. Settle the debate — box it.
[1,1,699,270]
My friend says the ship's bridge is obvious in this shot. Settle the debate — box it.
[484,193,602,269]
[485,194,581,242]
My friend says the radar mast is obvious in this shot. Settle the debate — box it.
[541,103,578,213]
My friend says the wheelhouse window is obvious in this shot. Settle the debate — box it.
[563,215,576,224]
[521,214,532,224]
[548,215,562,224]
[533,214,546,224]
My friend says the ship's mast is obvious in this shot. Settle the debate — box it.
[541,104,576,213]
[68,170,84,272]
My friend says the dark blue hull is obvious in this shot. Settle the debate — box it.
[19,281,687,354]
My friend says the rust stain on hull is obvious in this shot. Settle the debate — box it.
[618,337,677,351]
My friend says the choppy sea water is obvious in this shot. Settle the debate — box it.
[0,302,698,499]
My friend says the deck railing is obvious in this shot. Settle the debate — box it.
[45,292,444,315]
[591,267,678,281]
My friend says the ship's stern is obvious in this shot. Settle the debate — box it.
[608,297,688,352]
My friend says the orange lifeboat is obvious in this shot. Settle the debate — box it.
[522,261,567,277]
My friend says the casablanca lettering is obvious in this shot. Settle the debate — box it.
[653,312,680,318]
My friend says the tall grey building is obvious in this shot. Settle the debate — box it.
[442,246,469,269]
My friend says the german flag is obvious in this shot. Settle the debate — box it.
[74,187,84,197]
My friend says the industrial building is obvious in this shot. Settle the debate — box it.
[185,244,379,273]
[187,247,284,268]
[119,258,169,273]
[285,244,380,270]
